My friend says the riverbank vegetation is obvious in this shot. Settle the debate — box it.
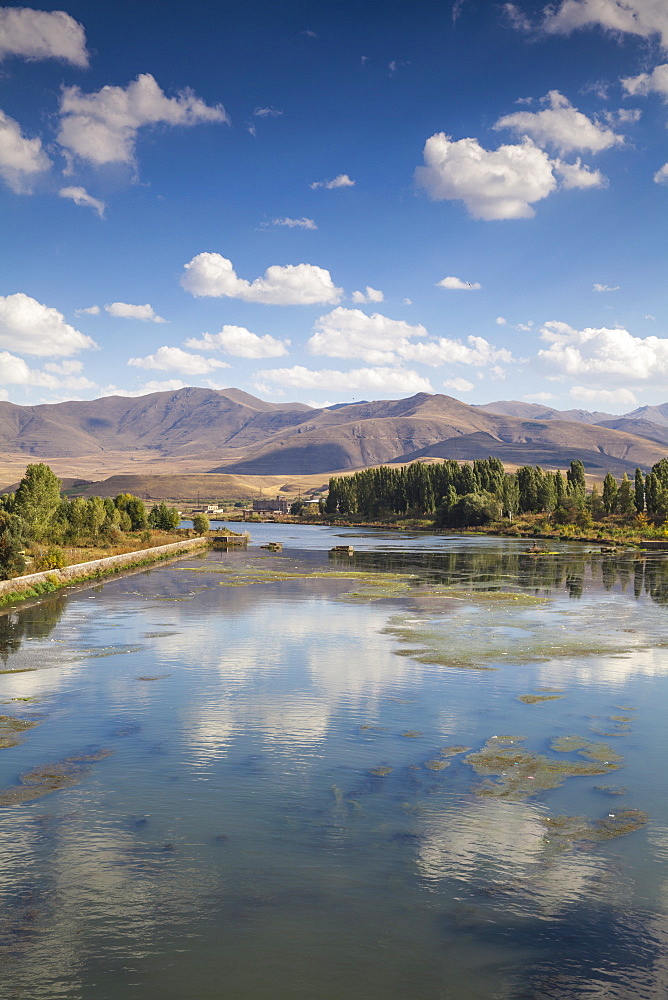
[324,457,668,544]
[0,463,188,580]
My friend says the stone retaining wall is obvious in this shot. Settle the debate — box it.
[0,536,209,601]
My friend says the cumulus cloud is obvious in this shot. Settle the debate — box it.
[0,7,88,66]
[416,133,557,220]
[496,316,507,325]
[310,173,355,189]
[0,292,96,356]
[0,109,51,193]
[654,163,668,183]
[254,365,434,394]
[554,158,607,188]
[593,282,620,291]
[181,252,342,305]
[127,346,229,374]
[58,185,106,218]
[0,351,95,390]
[308,307,427,364]
[185,326,289,358]
[495,91,624,154]
[443,377,474,392]
[105,302,166,322]
[529,0,668,47]
[57,73,228,168]
[264,217,317,229]
[75,305,100,316]
[570,385,639,406]
[351,286,384,303]
[437,276,481,290]
[538,320,668,382]
[623,63,668,99]
[399,335,513,367]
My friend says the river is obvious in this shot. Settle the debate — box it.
[1,524,668,999]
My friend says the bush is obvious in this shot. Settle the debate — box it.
[33,546,66,571]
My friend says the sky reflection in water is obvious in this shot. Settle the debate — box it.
[1,527,668,998]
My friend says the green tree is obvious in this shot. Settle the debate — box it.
[125,497,148,530]
[192,513,210,535]
[634,468,645,514]
[616,473,635,517]
[439,491,501,528]
[13,464,61,540]
[0,512,26,579]
[602,473,618,515]
[148,502,180,530]
[501,475,519,522]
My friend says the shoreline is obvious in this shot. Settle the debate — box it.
[0,536,210,610]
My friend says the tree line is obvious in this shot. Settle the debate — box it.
[0,463,207,580]
[324,457,668,528]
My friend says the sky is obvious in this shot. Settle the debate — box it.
[1,0,667,414]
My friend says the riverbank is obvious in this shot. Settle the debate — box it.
[0,536,210,609]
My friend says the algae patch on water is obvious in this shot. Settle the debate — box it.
[0,748,111,806]
[0,715,40,750]
[465,734,621,801]
[518,693,566,704]
[542,810,648,844]
[424,759,450,771]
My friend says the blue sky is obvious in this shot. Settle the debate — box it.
[1,0,667,412]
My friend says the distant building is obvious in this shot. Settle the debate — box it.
[252,497,290,514]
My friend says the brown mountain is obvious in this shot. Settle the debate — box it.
[1,388,666,484]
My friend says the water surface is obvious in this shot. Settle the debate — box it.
[1,526,668,999]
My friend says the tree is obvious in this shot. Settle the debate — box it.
[125,497,148,530]
[13,464,61,540]
[0,512,26,579]
[602,473,618,515]
[439,491,501,528]
[634,468,645,514]
[289,500,305,515]
[501,475,519,522]
[148,502,180,530]
[616,473,635,517]
[192,513,209,535]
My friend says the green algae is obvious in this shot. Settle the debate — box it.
[0,748,111,806]
[0,715,39,749]
[424,759,450,770]
[518,693,565,704]
[370,766,392,776]
[550,736,623,765]
[542,809,648,844]
[610,715,633,722]
[401,730,422,738]
[595,784,628,796]
[137,674,170,681]
[465,734,620,801]
[440,745,471,757]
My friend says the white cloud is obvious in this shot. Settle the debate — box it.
[265,217,317,229]
[496,316,507,325]
[623,63,668,99]
[351,286,384,303]
[105,302,166,323]
[185,326,289,358]
[139,378,188,393]
[437,275,481,290]
[524,391,556,401]
[0,109,51,193]
[0,293,96,356]
[57,73,228,168]
[181,252,342,305]
[58,185,106,218]
[310,173,355,189]
[495,91,624,154]
[399,335,513,368]
[538,320,668,382]
[0,351,94,389]
[75,305,100,316]
[127,346,230,375]
[554,157,607,188]
[570,385,639,407]
[654,163,668,184]
[443,377,474,392]
[307,307,427,364]
[416,133,557,220]
[254,365,434,394]
[0,7,88,66]
[593,282,620,291]
[534,0,668,47]
[253,106,283,117]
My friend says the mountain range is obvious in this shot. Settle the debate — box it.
[1,388,667,489]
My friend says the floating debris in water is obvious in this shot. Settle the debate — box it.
[370,766,392,777]
[595,784,628,796]
[401,730,422,738]
[517,693,566,704]
[0,715,40,750]
[440,745,471,757]
[424,759,450,770]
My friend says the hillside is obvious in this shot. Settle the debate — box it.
[1,387,667,487]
